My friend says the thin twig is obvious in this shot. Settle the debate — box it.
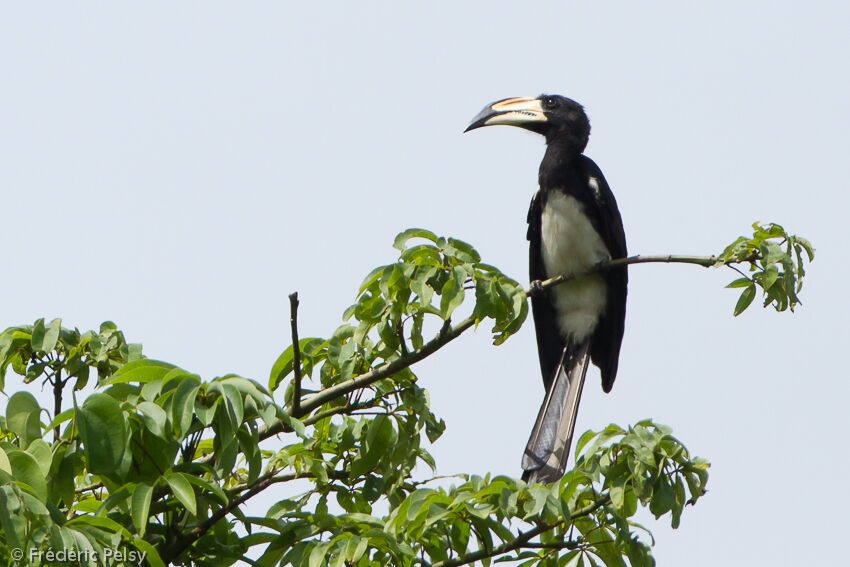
[53,366,62,443]
[74,482,104,495]
[531,253,720,295]
[728,264,752,281]
[302,398,381,427]
[289,292,302,416]
[432,496,609,567]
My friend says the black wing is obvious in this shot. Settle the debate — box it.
[579,156,628,392]
[527,190,565,391]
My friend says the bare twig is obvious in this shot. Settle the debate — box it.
[289,292,302,416]
[531,253,721,295]
[53,366,62,443]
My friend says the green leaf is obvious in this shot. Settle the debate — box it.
[6,449,48,501]
[136,401,168,438]
[77,393,127,475]
[351,415,394,477]
[401,245,441,266]
[0,447,10,476]
[43,318,62,352]
[269,337,323,392]
[650,478,675,518]
[66,513,129,535]
[733,284,756,316]
[164,472,197,516]
[0,487,27,547]
[760,265,780,291]
[309,541,332,567]
[276,411,306,438]
[52,450,76,507]
[183,473,228,505]
[393,228,438,250]
[0,329,32,389]
[725,277,751,289]
[170,376,200,438]
[106,359,177,385]
[131,483,153,536]
[444,238,481,263]
[440,266,467,320]
[6,391,42,446]
[30,318,46,351]
[795,236,815,261]
[221,383,244,428]
[130,537,165,567]
[27,439,52,477]
[358,265,386,295]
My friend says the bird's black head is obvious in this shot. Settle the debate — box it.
[465,94,590,152]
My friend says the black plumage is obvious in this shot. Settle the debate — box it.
[466,95,627,483]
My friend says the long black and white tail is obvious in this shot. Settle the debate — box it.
[521,341,590,484]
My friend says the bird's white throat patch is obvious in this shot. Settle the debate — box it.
[540,191,611,341]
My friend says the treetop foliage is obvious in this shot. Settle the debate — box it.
[0,222,811,566]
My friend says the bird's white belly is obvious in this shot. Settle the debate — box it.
[540,191,611,341]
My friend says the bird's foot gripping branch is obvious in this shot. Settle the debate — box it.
[0,222,810,566]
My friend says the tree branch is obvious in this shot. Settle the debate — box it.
[531,253,722,295]
[432,496,609,567]
[295,317,473,418]
[289,292,303,416]
[261,251,741,441]
[301,397,392,427]
[260,315,476,439]
[158,467,347,563]
[159,471,280,564]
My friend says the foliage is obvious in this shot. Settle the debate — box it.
[0,224,809,566]
[717,222,814,316]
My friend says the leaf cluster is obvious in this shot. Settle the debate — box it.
[267,421,708,567]
[270,229,527,398]
[1,343,287,566]
[0,319,139,393]
[718,222,814,315]
[5,223,815,566]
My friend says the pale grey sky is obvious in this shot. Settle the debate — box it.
[1,2,848,565]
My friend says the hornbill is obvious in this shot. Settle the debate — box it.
[465,95,627,484]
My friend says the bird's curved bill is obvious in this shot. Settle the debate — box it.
[464,97,546,132]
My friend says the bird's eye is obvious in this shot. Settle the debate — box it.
[543,97,558,110]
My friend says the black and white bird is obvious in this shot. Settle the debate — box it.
[466,95,627,484]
